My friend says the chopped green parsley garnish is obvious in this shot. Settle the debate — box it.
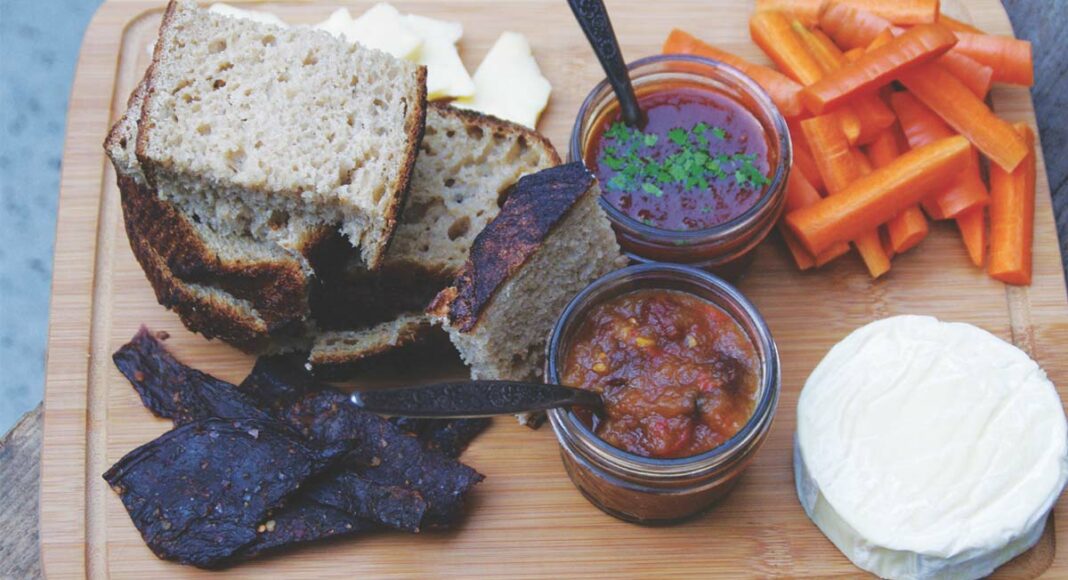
[598,121,770,196]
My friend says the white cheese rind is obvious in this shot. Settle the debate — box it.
[795,315,1067,580]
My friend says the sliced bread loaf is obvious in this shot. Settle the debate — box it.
[136,0,427,268]
[429,163,626,383]
[314,102,560,330]
[106,79,333,333]
[307,313,437,378]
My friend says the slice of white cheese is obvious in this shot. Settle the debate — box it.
[795,315,1068,580]
[455,32,552,129]
[406,14,475,100]
[315,5,422,61]
[208,3,288,28]
[314,4,474,101]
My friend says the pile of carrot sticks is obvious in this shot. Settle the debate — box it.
[664,0,1037,284]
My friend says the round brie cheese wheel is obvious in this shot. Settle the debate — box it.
[795,315,1068,580]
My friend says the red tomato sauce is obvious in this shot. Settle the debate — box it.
[584,83,771,231]
[561,289,759,459]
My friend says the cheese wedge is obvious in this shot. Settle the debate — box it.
[316,4,422,60]
[455,32,552,128]
[796,315,1068,580]
[406,14,475,99]
[208,3,288,28]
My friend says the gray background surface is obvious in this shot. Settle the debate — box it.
[0,0,1065,434]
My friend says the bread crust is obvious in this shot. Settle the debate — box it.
[428,163,596,332]
[426,101,562,168]
[135,0,425,271]
[365,65,428,269]
[119,173,290,352]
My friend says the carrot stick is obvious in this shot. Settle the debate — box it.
[788,119,825,191]
[801,24,958,114]
[750,11,825,86]
[782,227,817,270]
[830,0,939,25]
[781,170,852,268]
[755,0,824,26]
[939,14,984,34]
[896,63,1029,172]
[800,114,891,277]
[937,50,994,98]
[820,3,895,49]
[953,32,1033,86]
[988,123,1037,285]
[956,206,987,267]
[888,91,990,219]
[794,23,895,144]
[823,6,995,97]
[663,29,806,117]
[785,135,971,255]
[865,128,929,253]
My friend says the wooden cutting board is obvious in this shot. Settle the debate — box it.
[40,0,1068,577]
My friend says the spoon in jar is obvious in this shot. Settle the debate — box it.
[350,380,603,418]
[567,0,644,127]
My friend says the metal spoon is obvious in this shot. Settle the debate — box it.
[350,380,602,418]
[567,0,644,127]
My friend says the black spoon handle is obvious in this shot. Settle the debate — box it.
[350,380,603,418]
[567,0,644,127]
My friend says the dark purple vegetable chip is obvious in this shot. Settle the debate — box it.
[102,418,342,568]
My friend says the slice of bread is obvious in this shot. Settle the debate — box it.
[314,102,561,330]
[136,0,427,268]
[307,313,436,378]
[106,79,334,333]
[429,163,626,383]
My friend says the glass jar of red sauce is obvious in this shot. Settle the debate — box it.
[569,55,791,278]
[546,264,780,524]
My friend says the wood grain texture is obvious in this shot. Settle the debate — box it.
[0,405,43,580]
[38,0,1068,578]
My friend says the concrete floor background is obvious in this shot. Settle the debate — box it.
[1,0,105,433]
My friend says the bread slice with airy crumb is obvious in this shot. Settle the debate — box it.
[315,102,560,330]
[307,313,438,378]
[105,78,336,334]
[136,0,427,268]
[429,162,626,383]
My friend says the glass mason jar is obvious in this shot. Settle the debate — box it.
[570,55,792,278]
[545,263,780,524]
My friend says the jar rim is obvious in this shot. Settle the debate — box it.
[569,54,792,245]
[546,263,781,478]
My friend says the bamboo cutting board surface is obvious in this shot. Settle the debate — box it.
[40,0,1068,577]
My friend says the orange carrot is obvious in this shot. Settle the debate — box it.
[824,7,995,97]
[663,29,805,117]
[939,14,984,34]
[800,114,891,277]
[782,227,817,269]
[755,0,824,25]
[750,11,825,86]
[988,123,1037,285]
[788,119,825,191]
[865,128,929,253]
[937,50,994,98]
[953,32,1033,86]
[956,206,987,267]
[795,23,895,144]
[831,0,939,25]
[801,24,958,114]
[897,63,1029,172]
[819,3,895,49]
[786,135,972,255]
[889,91,990,219]
[781,170,852,268]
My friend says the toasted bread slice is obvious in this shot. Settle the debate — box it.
[136,0,426,268]
[429,163,626,383]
